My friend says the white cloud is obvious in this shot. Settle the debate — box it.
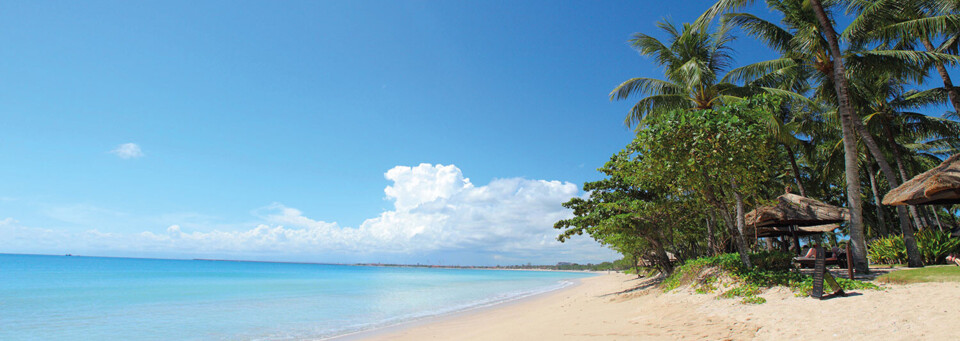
[0,164,618,264]
[110,143,144,159]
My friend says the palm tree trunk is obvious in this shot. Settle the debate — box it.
[866,161,889,236]
[808,0,871,273]
[931,206,944,232]
[851,115,923,263]
[921,36,960,114]
[784,144,807,197]
[880,119,927,231]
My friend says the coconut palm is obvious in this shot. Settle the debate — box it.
[699,0,960,269]
[610,20,755,127]
[845,0,960,114]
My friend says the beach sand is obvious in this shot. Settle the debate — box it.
[362,271,960,340]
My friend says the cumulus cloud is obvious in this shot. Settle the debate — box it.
[0,164,618,264]
[110,143,144,159]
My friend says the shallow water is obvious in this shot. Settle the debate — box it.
[0,254,593,340]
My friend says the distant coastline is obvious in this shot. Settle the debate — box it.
[0,252,611,271]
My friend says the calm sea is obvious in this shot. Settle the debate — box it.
[0,254,593,340]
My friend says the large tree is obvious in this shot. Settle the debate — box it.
[631,95,783,268]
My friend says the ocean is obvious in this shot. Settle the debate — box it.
[0,254,594,340]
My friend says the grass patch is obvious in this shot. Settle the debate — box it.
[877,265,960,284]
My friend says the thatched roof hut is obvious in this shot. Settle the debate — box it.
[743,224,839,238]
[882,154,960,206]
[745,193,850,228]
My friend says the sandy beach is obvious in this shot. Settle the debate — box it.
[362,271,960,340]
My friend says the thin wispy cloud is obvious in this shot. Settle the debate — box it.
[110,143,144,159]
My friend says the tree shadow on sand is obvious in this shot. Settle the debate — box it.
[600,275,664,297]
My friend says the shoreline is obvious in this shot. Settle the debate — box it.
[352,271,960,340]
[331,275,595,340]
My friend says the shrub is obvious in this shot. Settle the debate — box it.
[749,251,793,272]
[916,229,960,265]
[663,252,880,302]
[868,235,906,265]
[869,231,960,265]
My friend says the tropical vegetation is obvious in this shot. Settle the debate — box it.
[556,0,960,280]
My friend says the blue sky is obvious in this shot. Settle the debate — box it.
[1,1,949,265]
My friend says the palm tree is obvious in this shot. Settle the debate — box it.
[698,0,952,269]
[610,20,752,127]
[845,0,960,114]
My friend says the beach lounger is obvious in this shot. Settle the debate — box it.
[794,247,845,268]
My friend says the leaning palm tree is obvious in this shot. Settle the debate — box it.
[610,20,753,127]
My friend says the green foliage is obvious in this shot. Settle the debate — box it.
[748,250,793,272]
[916,230,960,265]
[788,276,881,295]
[633,95,780,199]
[664,252,805,290]
[740,296,767,304]
[868,235,907,265]
[869,230,960,265]
[719,284,762,299]
[664,252,880,303]
[694,275,718,294]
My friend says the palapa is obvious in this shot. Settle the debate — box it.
[882,154,960,206]
[745,193,849,228]
[744,224,839,238]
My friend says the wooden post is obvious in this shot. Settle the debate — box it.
[846,243,854,279]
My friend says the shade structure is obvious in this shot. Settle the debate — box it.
[882,154,960,206]
[745,193,850,228]
[744,224,839,238]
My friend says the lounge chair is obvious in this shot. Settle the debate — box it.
[794,247,846,269]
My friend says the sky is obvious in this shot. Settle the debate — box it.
[1,1,949,265]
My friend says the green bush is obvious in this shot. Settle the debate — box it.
[869,231,960,265]
[916,230,960,264]
[663,252,805,290]
[749,251,793,271]
[663,252,880,302]
[868,235,906,265]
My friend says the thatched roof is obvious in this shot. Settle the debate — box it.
[745,193,849,228]
[744,224,839,238]
[882,154,960,206]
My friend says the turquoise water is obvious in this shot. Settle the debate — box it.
[0,254,593,340]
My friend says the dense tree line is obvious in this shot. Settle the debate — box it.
[557,0,960,275]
